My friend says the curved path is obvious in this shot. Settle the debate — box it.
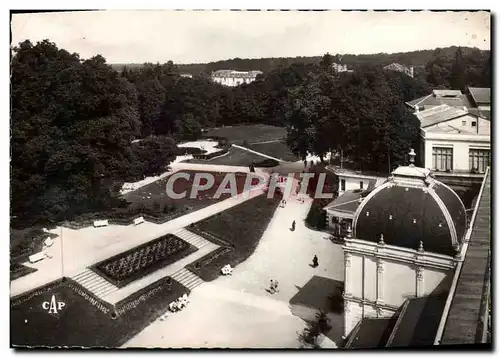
[124,192,344,348]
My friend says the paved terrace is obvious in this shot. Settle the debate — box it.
[10,167,269,298]
[436,167,491,345]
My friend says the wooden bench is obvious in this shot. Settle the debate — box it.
[133,216,145,226]
[93,220,109,228]
[28,252,46,263]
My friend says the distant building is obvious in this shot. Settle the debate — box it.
[332,62,353,73]
[211,70,263,87]
[383,62,414,78]
[180,73,193,78]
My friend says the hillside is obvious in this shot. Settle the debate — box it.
[111,46,490,75]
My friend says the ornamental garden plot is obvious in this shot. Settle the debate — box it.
[10,277,188,347]
[91,234,197,287]
[187,193,282,281]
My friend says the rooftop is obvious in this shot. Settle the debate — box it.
[323,189,364,215]
[415,104,469,128]
[212,70,263,78]
[406,91,474,110]
[345,318,397,349]
[353,150,468,256]
[468,87,491,105]
[386,294,448,347]
[440,168,491,345]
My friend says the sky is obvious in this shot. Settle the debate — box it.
[11,10,491,64]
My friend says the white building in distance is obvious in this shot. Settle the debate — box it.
[383,63,414,78]
[332,62,353,73]
[211,70,263,86]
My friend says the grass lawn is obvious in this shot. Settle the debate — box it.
[204,124,286,144]
[11,277,188,347]
[122,169,261,215]
[10,264,38,281]
[248,141,299,162]
[10,228,48,264]
[185,147,269,166]
[91,234,197,287]
[187,193,282,281]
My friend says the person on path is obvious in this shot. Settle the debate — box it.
[269,279,275,294]
[291,220,296,231]
[273,279,279,293]
[312,255,319,268]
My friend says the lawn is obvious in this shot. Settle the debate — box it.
[203,124,286,144]
[11,277,188,347]
[248,141,299,162]
[91,234,197,287]
[186,147,270,166]
[10,263,38,281]
[120,170,261,217]
[187,193,282,281]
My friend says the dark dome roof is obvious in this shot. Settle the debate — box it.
[352,165,467,256]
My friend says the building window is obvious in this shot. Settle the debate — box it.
[432,147,453,171]
[462,120,466,126]
[340,179,346,191]
[469,149,490,173]
[360,181,364,189]
[472,121,477,127]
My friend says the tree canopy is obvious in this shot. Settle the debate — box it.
[11,40,490,227]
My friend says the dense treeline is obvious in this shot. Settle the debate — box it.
[112,45,489,80]
[11,40,490,227]
[285,55,424,173]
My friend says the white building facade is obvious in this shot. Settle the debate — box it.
[335,170,386,197]
[416,104,491,174]
[211,70,263,87]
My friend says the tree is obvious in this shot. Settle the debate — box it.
[11,40,142,225]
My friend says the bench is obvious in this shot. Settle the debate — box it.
[133,216,145,226]
[28,252,46,263]
[43,237,54,247]
[93,220,109,228]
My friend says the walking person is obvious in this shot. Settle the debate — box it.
[273,279,279,293]
[269,279,275,294]
[291,220,296,231]
[312,255,319,268]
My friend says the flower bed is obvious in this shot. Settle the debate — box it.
[10,277,188,347]
[91,234,198,287]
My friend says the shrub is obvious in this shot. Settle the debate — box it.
[298,310,331,348]
[306,199,327,230]
[176,147,207,155]
[253,158,279,167]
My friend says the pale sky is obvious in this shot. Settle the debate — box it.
[11,10,491,64]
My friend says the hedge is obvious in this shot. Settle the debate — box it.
[253,158,279,168]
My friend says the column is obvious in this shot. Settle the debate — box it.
[416,266,424,297]
[343,299,352,338]
[344,252,352,297]
[376,260,384,305]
